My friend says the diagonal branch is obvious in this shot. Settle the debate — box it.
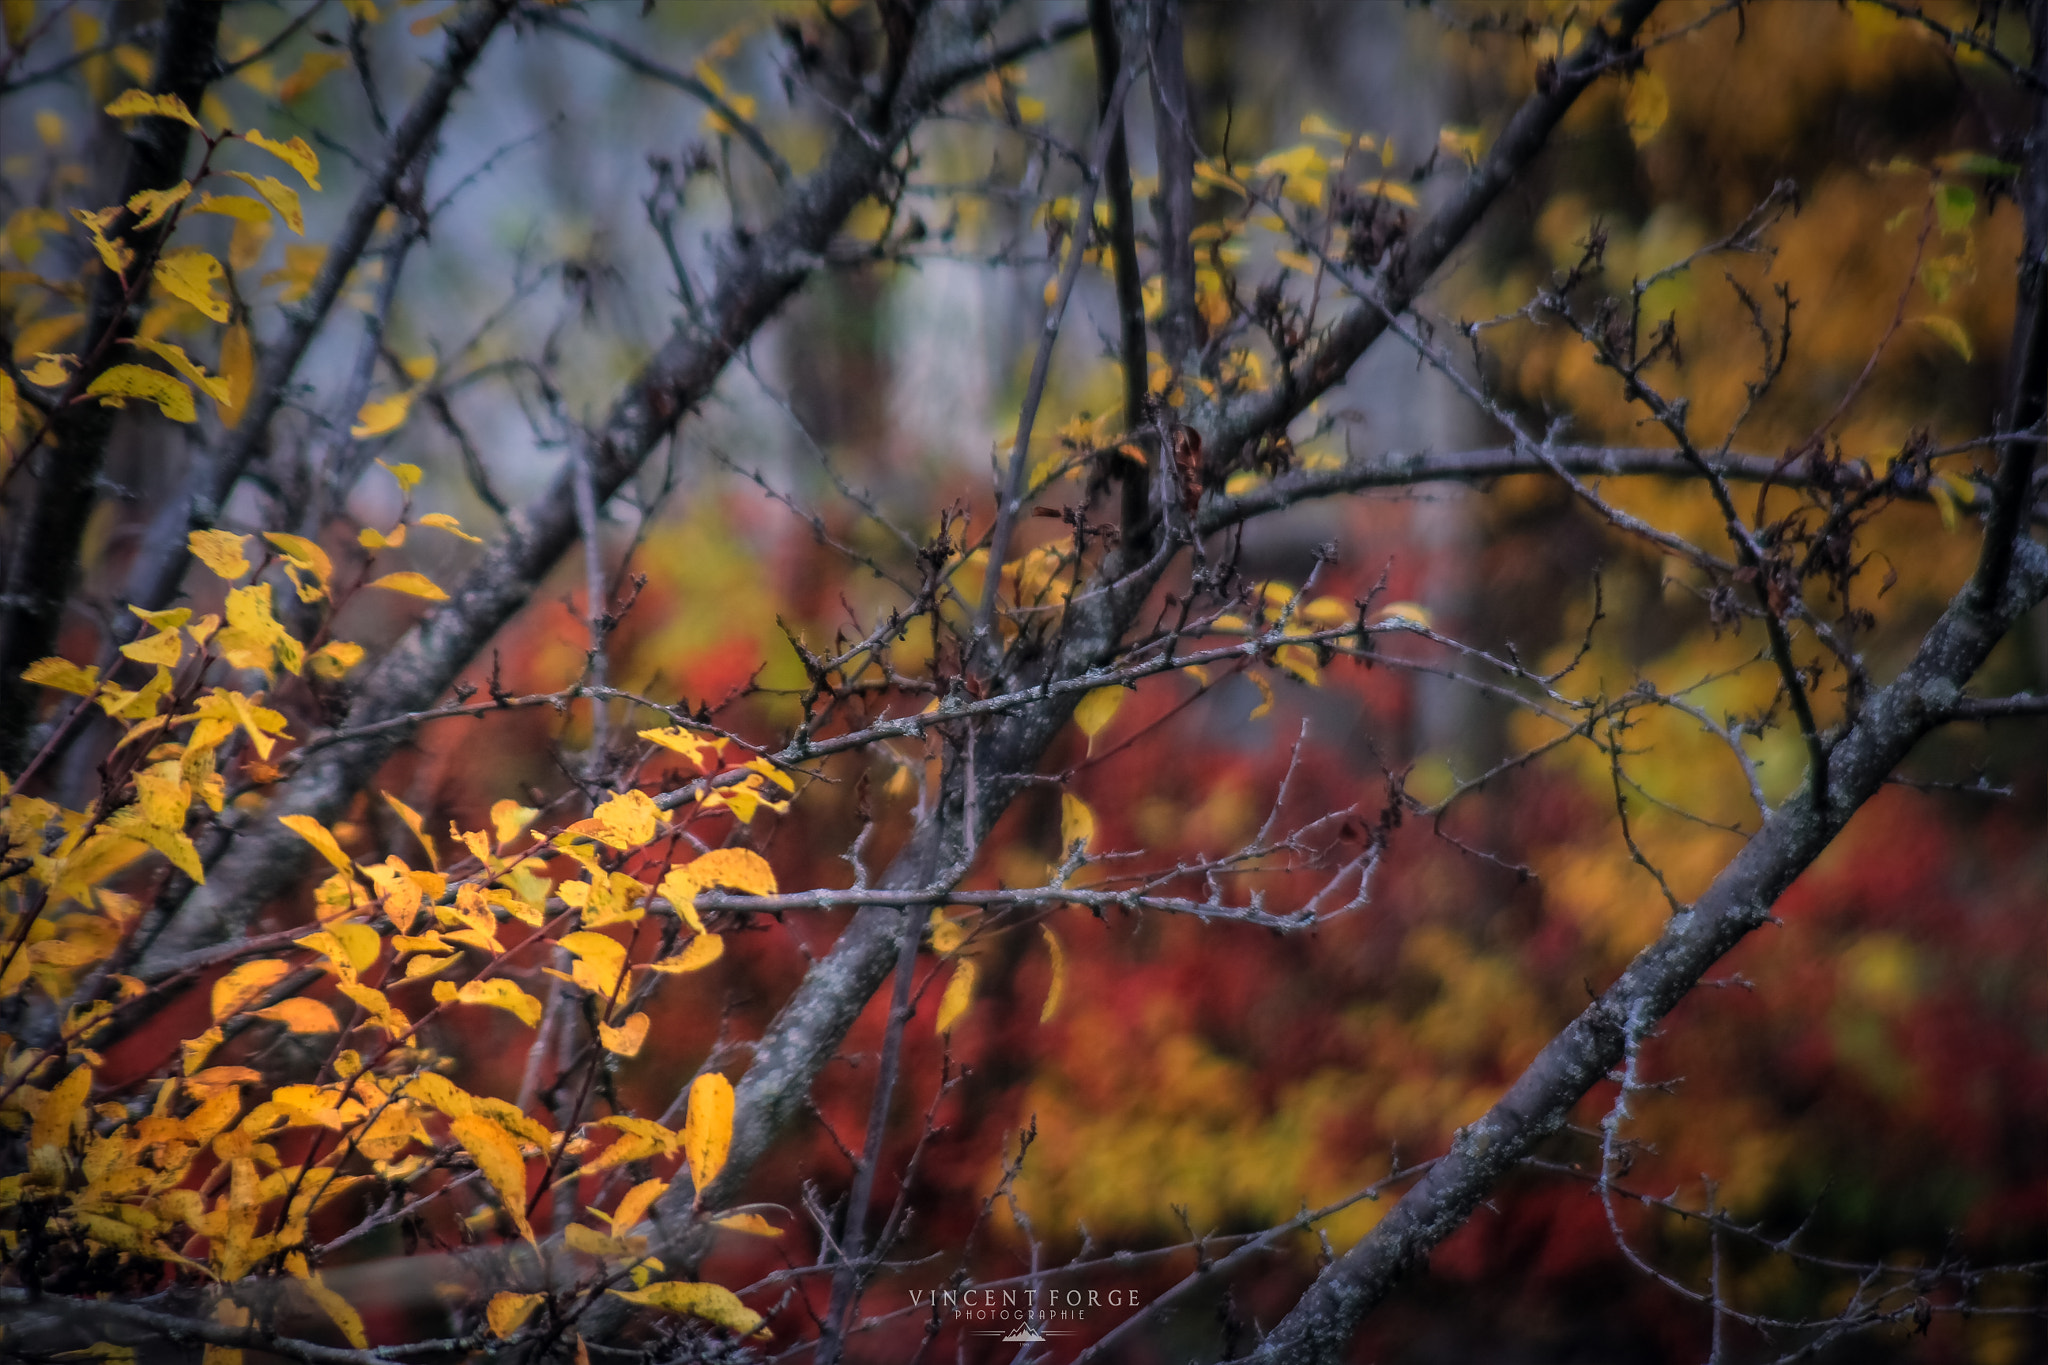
[115,0,515,633]
[134,2,1048,965]
[1198,0,1661,471]
[1246,12,2048,1357]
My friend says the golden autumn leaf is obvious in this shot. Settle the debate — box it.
[128,337,228,404]
[592,788,664,848]
[658,847,775,931]
[1624,70,1670,146]
[211,960,292,1022]
[417,511,483,543]
[125,180,190,230]
[489,799,537,845]
[22,656,100,695]
[279,813,353,874]
[431,977,544,1027]
[379,459,423,493]
[218,324,253,429]
[610,1178,668,1233]
[153,249,229,322]
[1059,792,1095,854]
[352,391,413,438]
[450,1113,537,1244]
[104,88,199,127]
[1040,924,1066,1023]
[598,1011,650,1057]
[278,49,349,103]
[565,1222,647,1261]
[927,908,966,956]
[262,242,325,303]
[608,1282,766,1339]
[309,640,365,680]
[243,129,322,189]
[191,192,273,224]
[285,1253,368,1348]
[712,1212,784,1238]
[1248,671,1276,720]
[645,933,724,974]
[1073,685,1123,749]
[936,958,976,1035]
[85,364,195,422]
[368,571,448,601]
[251,996,340,1033]
[221,170,303,234]
[186,530,251,581]
[486,1292,543,1338]
[682,1072,735,1193]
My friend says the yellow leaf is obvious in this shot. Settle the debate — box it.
[121,627,184,667]
[23,657,100,695]
[104,89,200,127]
[309,640,365,680]
[243,130,322,189]
[125,180,191,230]
[490,800,537,845]
[417,511,483,543]
[264,531,333,600]
[612,1178,668,1233]
[607,1282,766,1339]
[1249,671,1275,721]
[646,933,724,974]
[1254,143,1329,179]
[368,571,447,600]
[1073,685,1123,748]
[21,351,76,386]
[712,1211,783,1238]
[486,1292,543,1338]
[220,170,303,235]
[279,813,354,874]
[4,0,33,48]
[352,390,412,438]
[682,1072,735,1192]
[262,242,325,303]
[86,364,195,422]
[598,1011,649,1057]
[379,459,423,493]
[30,1062,91,1176]
[370,795,435,873]
[251,997,339,1033]
[451,1113,537,1244]
[153,249,229,323]
[1358,178,1418,208]
[558,931,628,997]
[189,529,252,580]
[211,960,292,1021]
[927,908,966,956]
[358,523,405,550]
[191,193,274,224]
[400,353,438,383]
[285,1253,368,1348]
[640,725,723,767]
[1059,793,1095,854]
[128,337,229,404]
[278,49,349,103]
[218,323,253,428]
[936,958,976,1034]
[0,372,16,450]
[1624,71,1670,146]
[430,977,544,1027]
[1911,314,1974,362]
[658,847,775,931]
[592,788,664,848]
[566,1221,648,1262]
[1040,925,1065,1023]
